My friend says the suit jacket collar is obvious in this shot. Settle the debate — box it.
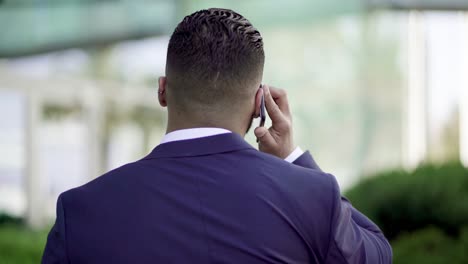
[143,133,255,159]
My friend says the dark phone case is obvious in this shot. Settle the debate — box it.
[259,93,266,127]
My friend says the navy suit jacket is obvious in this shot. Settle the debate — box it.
[42,133,392,263]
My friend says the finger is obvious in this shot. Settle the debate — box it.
[254,126,276,146]
[268,86,291,117]
[263,84,287,124]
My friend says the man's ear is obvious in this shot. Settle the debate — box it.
[253,86,263,118]
[158,76,168,107]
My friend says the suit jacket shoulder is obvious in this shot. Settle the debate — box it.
[43,133,391,264]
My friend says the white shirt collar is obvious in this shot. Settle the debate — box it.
[159,127,304,164]
[160,127,231,144]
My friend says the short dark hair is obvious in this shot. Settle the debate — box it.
[166,8,265,113]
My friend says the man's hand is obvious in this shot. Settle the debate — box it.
[254,85,295,159]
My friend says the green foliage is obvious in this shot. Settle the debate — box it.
[346,162,468,263]
[345,162,468,240]
[0,225,48,264]
[392,226,468,264]
[0,213,23,226]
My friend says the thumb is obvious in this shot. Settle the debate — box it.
[254,127,276,147]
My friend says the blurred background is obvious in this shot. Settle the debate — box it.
[1,0,468,263]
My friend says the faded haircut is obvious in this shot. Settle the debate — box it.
[166,8,265,113]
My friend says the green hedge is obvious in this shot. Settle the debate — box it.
[345,162,468,240]
[345,162,468,263]
[392,226,468,264]
[0,224,48,264]
[0,213,23,226]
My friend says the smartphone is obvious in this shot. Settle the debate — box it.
[259,90,266,127]
[257,85,266,143]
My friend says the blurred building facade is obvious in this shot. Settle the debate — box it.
[0,0,467,228]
